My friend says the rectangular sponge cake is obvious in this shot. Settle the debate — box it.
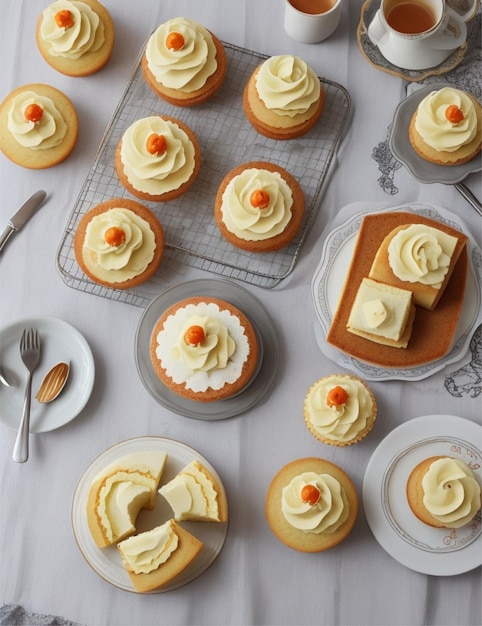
[347,278,415,349]
[368,222,467,311]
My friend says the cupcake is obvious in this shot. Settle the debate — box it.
[406,456,481,528]
[0,83,78,169]
[142,16,227,107]
[243,55,324,140]
[214,161,305,252]
[115,115,201,202]
[409,87,482,166]
[265,457,358,552]
[304,374,377,446]
[36,0,115,77]
[74,198,165,289]
[149,296,259,402]
[117,520,204,593]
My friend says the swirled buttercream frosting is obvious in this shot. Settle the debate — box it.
[255,55,320,117]
[145,17,217,91]
[305,376,375,443]
[159,460,220,521]
[7,90,67,149]
[40,0,105,59]
[83,207,156,282]
[415,87,478,152]
[120,116,196,195]
[117,521,179,574]
[281,471,349,533]
[422,458,481,528]
[388,224,457,287]
[154,302,250,393]
[220,168,293,241]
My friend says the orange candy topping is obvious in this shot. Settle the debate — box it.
[146,134,167,156]
[104,227,126,247]
[184,325,205,346]
[301,484,321,506]
[24,103,44,123]
[250,189,270,209]
[166,32,185,51]
[445,104,464,124]
[55,9,74,29]
[327,385,348,407]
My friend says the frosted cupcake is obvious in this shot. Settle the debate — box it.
[36,0,115,77]
[304,374,377,446]
[0,83,78,169]
[406,456,481,528]
[142,16,227,106]
[265,457,358,552]
[409,87,482,166]
[243,54,324,140]
[115,115,201,202]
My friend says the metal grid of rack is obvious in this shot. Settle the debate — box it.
[57,41,352,307]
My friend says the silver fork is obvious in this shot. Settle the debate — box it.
[12,328,41,463]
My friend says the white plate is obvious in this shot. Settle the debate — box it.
[389,82,482,184]
[72,436,228,593]
[311,202,481,381]
[135,278,280,419]
[363,415,482,576]
[0,316,95,433]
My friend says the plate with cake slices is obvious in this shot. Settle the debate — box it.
[311,202,481,381]
[135,278,279,419]
[362,414,482,576]
[72,436,228,593]
[389,82,482,185]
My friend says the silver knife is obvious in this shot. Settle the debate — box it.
[0,190,47,253]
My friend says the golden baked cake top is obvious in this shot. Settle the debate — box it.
[327,211,468,368]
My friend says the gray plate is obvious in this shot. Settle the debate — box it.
[389,82,482,184]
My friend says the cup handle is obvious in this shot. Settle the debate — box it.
[430,8,467,50]
[367,10,388,45]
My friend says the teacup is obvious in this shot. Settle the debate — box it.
[284,0,344,44]
[368,0,468,70]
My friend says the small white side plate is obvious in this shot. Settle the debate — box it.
[363,415,481,576]
[0,316,95,433]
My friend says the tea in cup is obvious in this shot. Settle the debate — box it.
[284,0,344,43]
[367,0,468,70]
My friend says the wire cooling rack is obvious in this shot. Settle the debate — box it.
[57,41,352,307]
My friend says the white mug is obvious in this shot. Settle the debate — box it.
[368,0,468,70]
[284,0,344,44]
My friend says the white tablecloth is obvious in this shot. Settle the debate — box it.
[1,1,481,625]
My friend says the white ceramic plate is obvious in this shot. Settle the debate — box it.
[363,415,482,575]
[311,202,481,381]
[135,278,280,419]
[72,436,228,593]
[0,316,95,433]
[389,82,482,184]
